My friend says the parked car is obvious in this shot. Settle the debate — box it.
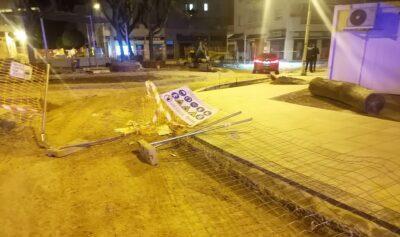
[253,53,279,74]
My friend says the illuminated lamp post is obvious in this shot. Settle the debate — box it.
[301,0,312,76]
[87,2,100,67]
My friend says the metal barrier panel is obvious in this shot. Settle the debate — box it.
[0,59,49,141]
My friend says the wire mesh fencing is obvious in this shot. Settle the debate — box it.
[154,143,348,237]
[0,59,49,140]
[0,57,396,236]
[180,118,400,237]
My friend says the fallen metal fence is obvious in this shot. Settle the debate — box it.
[182,117,400,236]
[157,143,346,237]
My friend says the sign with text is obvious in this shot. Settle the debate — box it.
[161,86,217,127]
[9,61,32,80]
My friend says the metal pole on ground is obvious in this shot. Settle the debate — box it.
[41,64,50,143]
[301,0,312,76]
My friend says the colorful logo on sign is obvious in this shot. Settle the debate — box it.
[161,86,218,126]
[164,95,172,102]
[172,92,179,99]
[197,107,205,112]
[179,90,187,96]
[196,114,205,120]
[184,96,192,102]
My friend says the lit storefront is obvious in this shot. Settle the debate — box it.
[106,36,166,61]
[291,31,331,61]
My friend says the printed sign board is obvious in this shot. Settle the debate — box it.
[9,61,32,80]
[161,86,218,126]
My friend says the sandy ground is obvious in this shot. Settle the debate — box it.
[0,71,327,236]
[0,128,321,236]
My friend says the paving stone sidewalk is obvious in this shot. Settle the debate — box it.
[196,83,400,232]
[276,68,328,82]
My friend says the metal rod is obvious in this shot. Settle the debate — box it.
[58,112,243,150]
[152,112,243,146]
[41,64,50,142]
[152,118,252,147]
[60,134,126,149]
[199,111,242,129]
[301,0,312,76]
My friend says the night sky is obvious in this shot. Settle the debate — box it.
[35,0,84,12]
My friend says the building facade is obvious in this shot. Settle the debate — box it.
[164,0,233,59]
[91,0,233,61]
[329,2,400,94]
[230,0,332,62]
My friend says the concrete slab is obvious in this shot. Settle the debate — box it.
[195,83,400,231]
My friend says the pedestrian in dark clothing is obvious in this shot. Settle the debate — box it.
[305,44,314,72]
[311,45,319,72]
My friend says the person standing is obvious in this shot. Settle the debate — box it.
[311,44,320,72]
[305,44,314,72]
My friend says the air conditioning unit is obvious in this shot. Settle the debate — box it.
[346,4,378,30]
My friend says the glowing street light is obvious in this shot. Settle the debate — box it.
[93,3,101,10]
[14,29,27,42]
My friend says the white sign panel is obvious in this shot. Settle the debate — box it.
[161,86,218,127]
[9,61,32,80]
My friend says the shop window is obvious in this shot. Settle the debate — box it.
[184,3,194,11]
[270,39,285,59]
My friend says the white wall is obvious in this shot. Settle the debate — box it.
[329,3,400,94]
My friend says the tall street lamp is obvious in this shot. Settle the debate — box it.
[301,0,312,76]
[87,2,100,67]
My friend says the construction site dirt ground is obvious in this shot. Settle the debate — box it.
[0,71,332,237]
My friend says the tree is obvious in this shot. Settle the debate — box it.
[141,0,173,61]
[120,0,142,59]
[59,29,85,49]
[100,0,142,61]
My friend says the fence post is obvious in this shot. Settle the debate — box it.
[41,64,50,143]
